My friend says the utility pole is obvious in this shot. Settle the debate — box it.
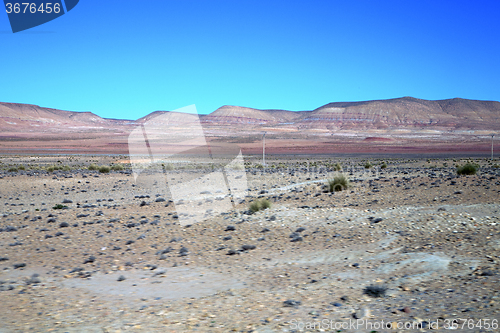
[492,134,495,161]
[262,132,266,166]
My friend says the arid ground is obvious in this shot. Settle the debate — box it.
[0,154,499,332]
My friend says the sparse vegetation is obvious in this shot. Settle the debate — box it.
[98,165,111,173]
[249,198,271,213]
[111,164,124,171]
[7,167,18,172]
[457,163,478,175]
[18,165,26,171]
[364,162,372,169]
[327,174,350,192]
[380,162,387,169]
[52,204,67,210]
[261,198,272,209]
[88,163,98,171]
[163,163,175,171]
[228,163,245,171]
[334,162,342,171]
[46,164,71,172]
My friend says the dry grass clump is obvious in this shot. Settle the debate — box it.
[111,164,124,171]
[249,198,271,213]
[327,174,350,192]
[457,162,478,175]
[98,165,111,173]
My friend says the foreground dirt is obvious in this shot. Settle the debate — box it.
[0,156,499,332]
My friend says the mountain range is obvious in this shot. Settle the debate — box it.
[2,97,500,133]
[1,97,499,154]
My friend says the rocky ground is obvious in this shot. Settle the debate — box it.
[0,155,499,332]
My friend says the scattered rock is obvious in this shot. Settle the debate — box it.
[83,256,96,264]
[363,285,387,297]
[179,246,189,256]
[283,300,301,307]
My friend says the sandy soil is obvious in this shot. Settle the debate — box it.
[0,132,498,156]
[0,155,499,332]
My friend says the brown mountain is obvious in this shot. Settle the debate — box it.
[299,97,500,130]
[198,97,500,131]
[2,97,499,134]
[201,105,307,125]
[0,102,135,134]
[0,97,499,154]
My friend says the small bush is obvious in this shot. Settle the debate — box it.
[52,204,67,210]
[163,163,175,171]
[228,163,245,171]
[249,201,261,213]
[18,165,26,171]
[334,163,342,171]
[88,164,98,171]
[380,162,387,169]
[457,163,478,175]
[328,174,350,192]
[249,198,271,213]
[98,166,111,173]
[7,167,18,172]
[111,164,124,171]
[260,198,271,209]
[46,165,55,173]
[364,162,372,169]
[62,165,71,171]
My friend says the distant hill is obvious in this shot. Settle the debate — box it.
[198,97,500,130]
[1,97,499,135]
[0,102,134,134]
[301,97,500,130]
[201,105,307,124]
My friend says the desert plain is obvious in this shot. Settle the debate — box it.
[0,154,499,333]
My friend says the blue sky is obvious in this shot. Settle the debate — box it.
[1,0,499,119]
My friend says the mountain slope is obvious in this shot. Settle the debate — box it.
[0,102,133,133]
[1,97,499,135]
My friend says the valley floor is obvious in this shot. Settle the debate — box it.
[0,155,499,332]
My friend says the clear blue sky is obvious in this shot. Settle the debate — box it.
[1,0,499,119]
